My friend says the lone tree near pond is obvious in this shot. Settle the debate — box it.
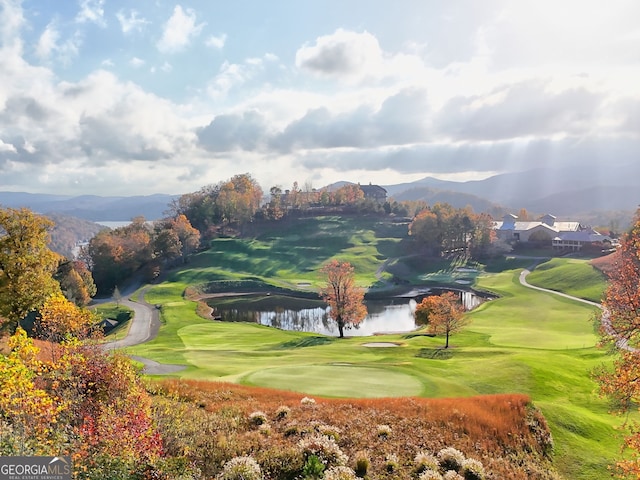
[319,260,367,338]
[414,291,468,348]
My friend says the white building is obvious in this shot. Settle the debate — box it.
[494,213,612,252]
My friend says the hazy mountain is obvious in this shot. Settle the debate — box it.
[390,186,500,213]
[0,192,177,221]
[384,164,640,214]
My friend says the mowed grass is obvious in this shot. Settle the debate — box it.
[127,220,627,480]
[526,258,607,303]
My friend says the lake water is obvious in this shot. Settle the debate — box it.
[207,290,483,337]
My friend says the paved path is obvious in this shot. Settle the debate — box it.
[101,284,186,374]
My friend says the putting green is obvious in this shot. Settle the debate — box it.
[242,364,423,398]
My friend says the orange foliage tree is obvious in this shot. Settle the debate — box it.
[596,210,640,478]
[319,260,367,338]
[414,291,468,348]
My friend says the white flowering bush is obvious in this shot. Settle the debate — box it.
[461,458,486,480]
[437,447,465,472]
[301,396,316,406]
[376,424,392,438]
[419,470,444,480]
[275,405,291,419]
[248,410,267,426]
[298,434,348,467]
[415,452,439,473]
[443,471,464,480]
[323,466,358,480]
[217,456,263,480]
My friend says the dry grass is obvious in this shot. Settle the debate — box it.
[152,379,560,480]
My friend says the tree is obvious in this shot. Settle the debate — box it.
[0,207,62,332]
[319,260,367,338]
[414,291,468,348]
[33,293,98,343]
[596,210,640,477]
[55,260,96,306]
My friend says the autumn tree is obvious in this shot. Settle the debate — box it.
[0,207,62,332]
[319,260,367,338]
[414,291,468,348]
[55,260,97,306]
[596,210,640,477]
[33,293,99,343]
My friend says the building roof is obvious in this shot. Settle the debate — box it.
[359,184,387,195]
[553,230,611,243]
[494,220,580,233]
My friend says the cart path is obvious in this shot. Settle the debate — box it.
[101,284,187,374]
[518,261,634,352]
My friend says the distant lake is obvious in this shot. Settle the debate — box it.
[96,221,132,229]
[207,290,484,336]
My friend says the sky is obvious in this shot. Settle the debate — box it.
[0,0,639,196]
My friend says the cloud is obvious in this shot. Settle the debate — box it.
[129,57,145,68]
[206,53,277,99]
[157,5,205,53]
[296,29,383,81]
[205,33,227,49]
[75,0,106,27]
[197,110,269,152]
[436,80,604,141]
[116,9,150,35]
[272,87,431,151]
[0,139,16,153]
[35,22,59,60]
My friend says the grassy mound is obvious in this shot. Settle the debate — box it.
[525,258,607,303]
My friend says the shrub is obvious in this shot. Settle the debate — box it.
[217,456,263,480]
[437,447,465,472]
[302,454,325,479]
[419,471,444,480]
[323,466,358,480]
[317,423,342,441]
[353,451,370,478]
[275,405,291,420]
[301,397,316,406]
[443,471,464,480]
[384,453,399,473]
[256,447,303,480]
[461,458,485,480]
[376,424,392,438]
[298,434,348,467]
[248,410,268,426]
[415,452,439,474]
[284,422,301,437]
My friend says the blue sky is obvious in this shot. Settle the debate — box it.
[1,0,639,196]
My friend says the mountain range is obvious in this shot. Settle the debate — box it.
[1,165,638,222]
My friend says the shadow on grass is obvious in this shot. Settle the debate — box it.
[415,347,454,359]
[272,336,336,350]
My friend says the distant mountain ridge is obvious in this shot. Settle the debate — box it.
[384,164,640,214]
[0,192,177,221]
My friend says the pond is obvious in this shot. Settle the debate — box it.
[206,289,485,337]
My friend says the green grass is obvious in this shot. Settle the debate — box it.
[526,258,607,303]
[93,303,133,341]
[125,218,628,479]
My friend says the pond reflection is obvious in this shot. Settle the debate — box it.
[207,290,484,337]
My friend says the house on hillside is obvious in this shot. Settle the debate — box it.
[359,183,387,203]
[494,213,612,252]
